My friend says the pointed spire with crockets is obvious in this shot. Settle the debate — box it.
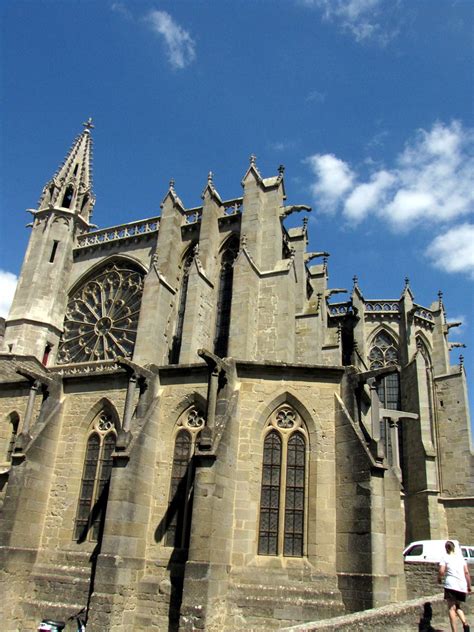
[38,118,96,221]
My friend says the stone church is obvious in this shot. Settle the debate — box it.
[0,121,472,631]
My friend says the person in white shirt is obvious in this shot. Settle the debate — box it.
[438,540,472,632]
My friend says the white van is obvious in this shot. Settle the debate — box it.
[403,540,460,563]
[461,545,474,565]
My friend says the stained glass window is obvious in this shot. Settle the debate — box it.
[165,407,205,549]
[74,413,116,542]
[284,433,305,557]
[258,431,282,555]
[57,261,144,364]
[258,406,307,557]
[368,330,401,466]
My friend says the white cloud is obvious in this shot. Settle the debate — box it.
[305,121,474,277]
[425,224,474,278]
[307,121,474,228]
[306,90,327,103]
[111,2,132,20]
[0,270,18,318]
[306,153,355,212]
[145,10,196,70]
[344,169,395,221]
[302,0,396,44]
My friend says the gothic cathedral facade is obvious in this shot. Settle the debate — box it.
[0,123,472,631]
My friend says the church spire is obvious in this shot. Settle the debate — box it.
[38,118,95,221]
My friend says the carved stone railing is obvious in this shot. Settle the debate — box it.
[413,306,434,321]
[183,207,203,225]
[365,300,400,313]
[328,302,350,316]
[222,198,243,216]
[49,359,126,377]
[75,216,160,249]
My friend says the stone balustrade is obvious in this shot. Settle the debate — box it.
[75,216,160,249]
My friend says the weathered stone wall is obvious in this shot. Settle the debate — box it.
[223,370,345,629]
[404,562,441,598]
[435,371,473,497]
[335,391,378,613]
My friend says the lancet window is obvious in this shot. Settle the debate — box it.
[258,406,307,557]
[6,412,20,461]
[57,260,145,364]
[170,249,194,364]
[62,184,74,209]
[369,330,401,464]
[74,411,116,542]
[416,336,436,446]
[165,406,205,549]
[214,235,239,357]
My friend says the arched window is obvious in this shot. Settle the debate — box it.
[368,330,401,465]
[62,184,74,209]
[81,194,89,212]
[57,260,145,364]
[368,330,400,409]
[258,406,307,557]
[6,412,20,461]
[214,235,239,357]
[416,336,436,446]
[165,406,205,549]
[74,411,116,542]
[170,249,194,364]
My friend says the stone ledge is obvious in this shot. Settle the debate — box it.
[280,593,445,631]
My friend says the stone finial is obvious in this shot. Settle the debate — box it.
[208,171,214,185]
[438,290,443,305]
[302,217,308,230]
[169,178,175,191]
[83,117,94,131]
[459,354,464,368]
[353,275,359,287]
[404,276,410,288]
[278,164,285,176]
[249,154,257,166]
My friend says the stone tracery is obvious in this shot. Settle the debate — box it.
[57,261,144,364]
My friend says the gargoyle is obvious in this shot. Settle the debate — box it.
[280,204,312,219]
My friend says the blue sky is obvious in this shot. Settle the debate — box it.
[0,0,473,426]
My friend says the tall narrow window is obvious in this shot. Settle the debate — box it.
[214,235,239,357]
[258,431,282,556]
[368,330,401,464]
[49,241,59,263]
[74,412,116,542]
[170,251,194,364]
[42,344,52,366]
[6,412,20,461]
[62,185,74,209]
[417,336,436,446]
[258,406,307,557]
[165,407,205,549]
[284,433,305,556]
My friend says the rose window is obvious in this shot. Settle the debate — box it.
[57,262,144,364]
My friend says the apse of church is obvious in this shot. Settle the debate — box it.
[0,123,472,631]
